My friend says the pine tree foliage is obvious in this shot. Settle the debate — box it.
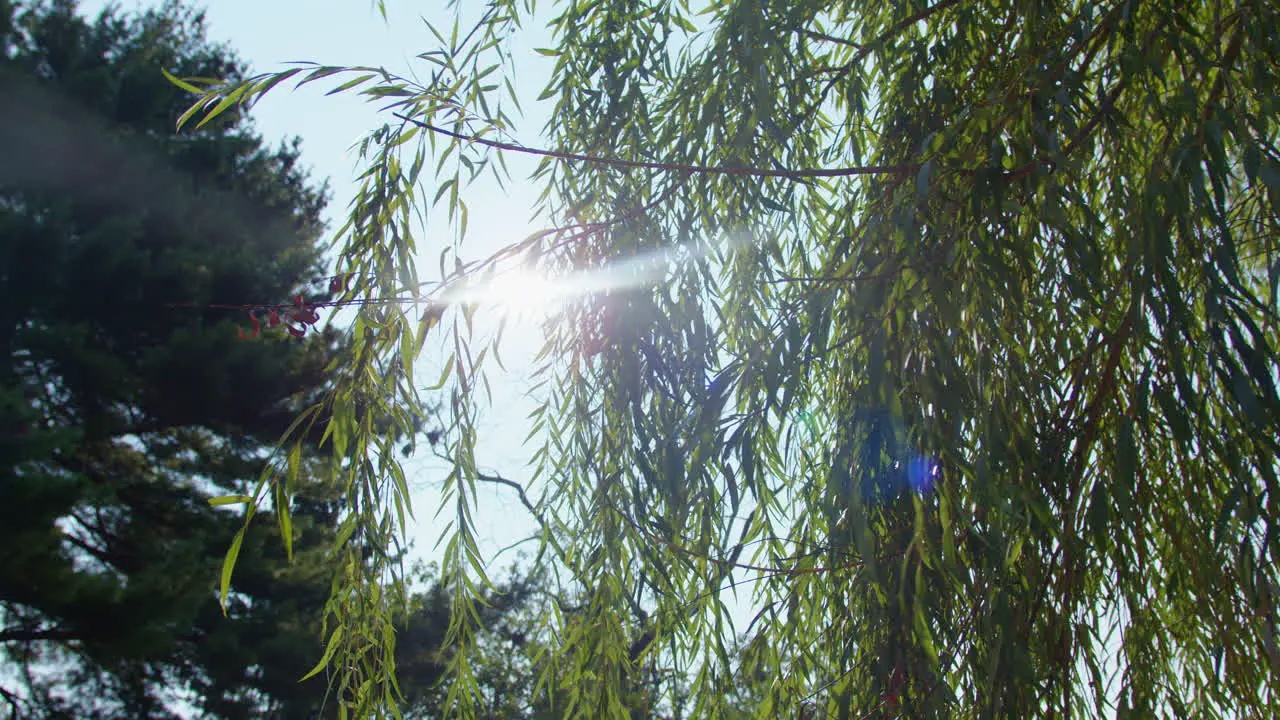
[0,2,512,717]
[178,0,1280,717]
[0,0,346,715]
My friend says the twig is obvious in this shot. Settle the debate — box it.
[395,113,919,180]
[0,684,25,720]
[166,186,680,318]
[812,0,971,108]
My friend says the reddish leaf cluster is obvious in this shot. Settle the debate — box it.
[880,665,907,711]
[237,293,323,341]
[328,273,354,295]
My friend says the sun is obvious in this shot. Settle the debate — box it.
[438,240,695,321]
[482,268,566,317]
[441,265,569,320]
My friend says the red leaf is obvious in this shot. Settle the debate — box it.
[268,309,281,328]
[288,326,306,339]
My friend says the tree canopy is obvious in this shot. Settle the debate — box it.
[0,0,349,714]
[175,0,1280,717]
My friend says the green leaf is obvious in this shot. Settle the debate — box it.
[301,626,345,681]
[759,195,790,214]
[417,307,444,352]
[278,443,301,561]
[253,67,303,97]
[326,72,377,96]
[161,68,203,94]
[673,15,698,33]
[219,527,246,615]
[208,494,252,507]
[277,498,294,562]
[194,84,249,129]
[1114,417,1136,517]
[298,66,346,86]
[175,95,212,131]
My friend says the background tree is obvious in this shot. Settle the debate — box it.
[0,0,344,715]
[0,2,547,718]
[178,0,1280,717]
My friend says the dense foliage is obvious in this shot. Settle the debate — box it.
[0,0,348,714]
[179,0,1280,717]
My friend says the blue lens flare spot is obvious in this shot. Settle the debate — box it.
[905,455,938,495]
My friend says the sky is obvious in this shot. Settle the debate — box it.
[79,0,563,572]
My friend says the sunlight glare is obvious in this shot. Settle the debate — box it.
[438,231,754,320]
[482,268,567,318]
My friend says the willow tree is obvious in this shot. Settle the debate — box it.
[174,0,1280,717]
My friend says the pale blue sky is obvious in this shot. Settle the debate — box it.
[79,0,562,571]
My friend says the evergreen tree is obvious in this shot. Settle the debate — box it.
[0,2,481,717]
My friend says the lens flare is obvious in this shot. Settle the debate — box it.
[440,243,685,316]
[904,455,938,494]
[436,230,756,319]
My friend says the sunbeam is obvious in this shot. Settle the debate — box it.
[437,231,751,319]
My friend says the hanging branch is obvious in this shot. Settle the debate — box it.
[394,113,920,180]
[393,113,1069,183]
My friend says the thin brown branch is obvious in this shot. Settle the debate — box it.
[0,682,29,720]
[60,530,116,567]
[474,470,541,525]
[1200,22,1245,130]
[465,465,584,580]
[769,267,910,285]
[1060,14,1176,164]
[477,181,683,269]
[601,494,886,577]
[816,0,971,100]
[467,467,849,580]
[0,626,76,644]
[394,113,919,180]
[847,0,968,68]
[802,29,862,49]
[1065,309,1134,499]
[1058,81,1128,161]
[167,186,678,319]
